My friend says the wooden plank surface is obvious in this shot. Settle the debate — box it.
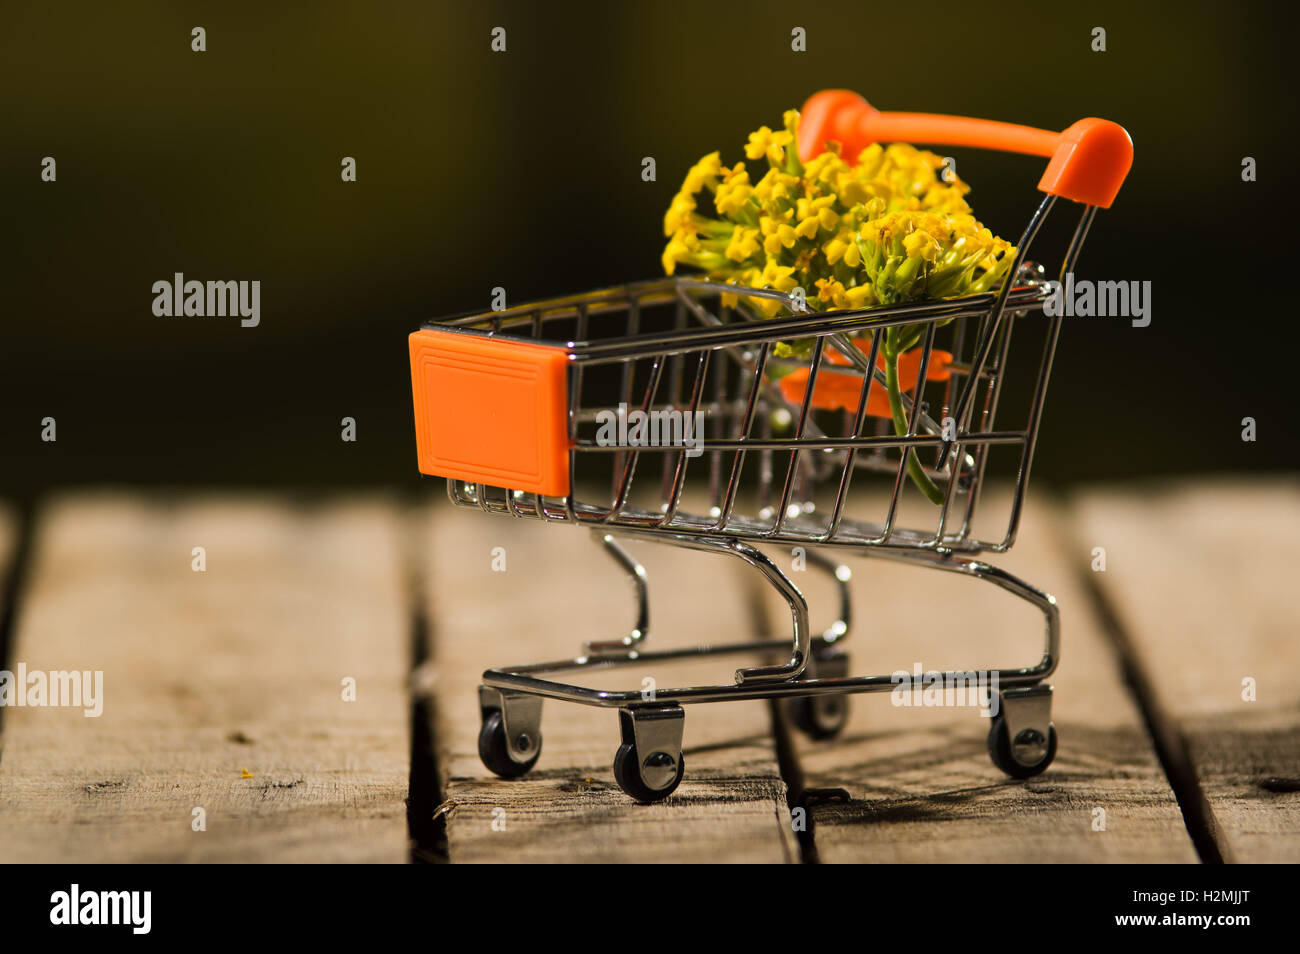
[1073,479,1300,863]
[766,491,1198,863]
[0,495,412,863]
[423,505,797,863]
[2,482,1288,864]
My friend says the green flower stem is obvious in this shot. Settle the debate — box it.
[892,323,925,355]
[885,328,944,505]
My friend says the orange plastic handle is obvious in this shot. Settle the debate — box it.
[799,90,1133,209]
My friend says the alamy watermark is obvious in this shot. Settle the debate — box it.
[0,664,103,717]
[1042,273,1151,327]
[595,402,705,458]
[890,664,1000,716]
[50,884,150,934]
[152,273,260,327]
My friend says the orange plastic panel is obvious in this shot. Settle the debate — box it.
[409,328,571,496]
[779,348,953,414]
[799,90,1132,208]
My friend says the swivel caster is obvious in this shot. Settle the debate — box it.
[786,651,850,740]
[613,705,685,803]
[787,693,850,740]
[477,687,543,779]
[987,684,1056,779]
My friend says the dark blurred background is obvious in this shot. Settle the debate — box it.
[1,0,1292,501]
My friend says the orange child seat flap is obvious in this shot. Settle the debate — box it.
[409,329,571,497]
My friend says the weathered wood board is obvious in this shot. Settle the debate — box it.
[1074,479,1300,863]
[0,495,412,863]
[763,490,1198,863]
[1,482,1291,864]
[422,504,798,863]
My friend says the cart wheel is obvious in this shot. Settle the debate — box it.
[987,713,1057,779]
[787,694,850,740]
[613,742,685,803]
[478,710,541,779]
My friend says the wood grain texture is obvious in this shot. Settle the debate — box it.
[0,495,411,863]
[5,481,1286,864]
[1073,478,1300,863]
[422,505,797,863]
[766,491,1197,863]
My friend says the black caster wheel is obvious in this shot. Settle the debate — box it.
[787,693,850,740]
[613,742,685,803]
[478,709,541,779]
[987,714,1057,779]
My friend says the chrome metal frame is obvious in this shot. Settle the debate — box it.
[425,196,1098,784]
[431,197,1089,555]
[479,527,1058,709]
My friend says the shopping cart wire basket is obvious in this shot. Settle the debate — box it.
[409,89,1133,801]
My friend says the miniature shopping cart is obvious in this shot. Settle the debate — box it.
[409,90,1132,801]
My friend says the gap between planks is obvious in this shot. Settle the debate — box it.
[1070,478,1300,864]
[420,504,798,863]
[756,489,1199,863]
[0,494,413,863]
[0,500,32,742]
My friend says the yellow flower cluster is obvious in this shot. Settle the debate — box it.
[859,209,1018,306]
[661,109,1022,506]
[661,109,1017,319]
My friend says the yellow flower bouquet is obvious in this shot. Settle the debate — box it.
[662,109,1019,503]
